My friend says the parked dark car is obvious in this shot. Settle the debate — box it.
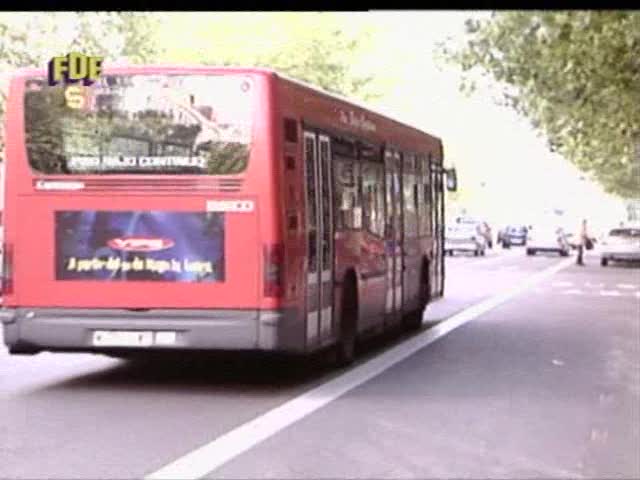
[499,225,529,248]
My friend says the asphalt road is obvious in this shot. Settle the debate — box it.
[1,246,638,479]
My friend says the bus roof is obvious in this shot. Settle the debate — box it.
[8,64,442,146]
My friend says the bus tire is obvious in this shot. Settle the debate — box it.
[335,272,358,367]
[8,346,39,355]
[404,260,430,331]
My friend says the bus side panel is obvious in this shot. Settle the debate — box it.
[274,77,448,348]
[402,235,422,313]
[273,76,308,351]
[355,231,387,333]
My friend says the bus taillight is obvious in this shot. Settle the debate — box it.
[1,242,13,296]
[263,243,284,298]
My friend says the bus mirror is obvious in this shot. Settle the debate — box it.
[446,168,457,192]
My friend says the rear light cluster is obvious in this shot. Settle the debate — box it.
[1,242,13,296]
[263,243,284,298]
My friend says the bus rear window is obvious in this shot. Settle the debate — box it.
[23,74,254,175]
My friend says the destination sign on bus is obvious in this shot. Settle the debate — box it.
[67,156,208,172]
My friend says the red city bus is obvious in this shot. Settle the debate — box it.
[1,65,455,364]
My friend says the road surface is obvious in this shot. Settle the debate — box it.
[1,246,638,479]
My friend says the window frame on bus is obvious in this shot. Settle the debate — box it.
[417,153,432,237]
[359,141,384,238]
[401,151,420,240]
[330,134,361,232]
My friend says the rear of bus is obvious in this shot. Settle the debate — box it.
[1,66,297,355]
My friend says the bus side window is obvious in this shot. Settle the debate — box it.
[362,161,384,237]
[420,154,432,236]
[332,138,359,231]
[284,118,298,143]
[304,135,318,273]
[335,159,360,230]
[402,153,418,238]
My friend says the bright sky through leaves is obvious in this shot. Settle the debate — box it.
[342,11,627,231]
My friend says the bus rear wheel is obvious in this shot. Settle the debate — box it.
[335,274,358,367]
[404,261,430,331]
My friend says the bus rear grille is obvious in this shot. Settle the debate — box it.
[33,178,244,192]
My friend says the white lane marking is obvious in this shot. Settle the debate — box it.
[145,257,574,480]
[635,292,640,299]
[484,249,524,265]
[563,289,584,295]
[600,290,622,297]
[552,281,573,288]
[585,282,604,288]
[449,248,521,267]
[617,283,638,290]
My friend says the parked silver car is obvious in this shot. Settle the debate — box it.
[455,216,493,248]
[445,223,487,256]
[526,226,571,256]
[600,227,640,266]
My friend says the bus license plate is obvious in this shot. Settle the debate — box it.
[92,330,154,347]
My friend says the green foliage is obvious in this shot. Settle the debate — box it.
[0,12,160,152]
[153,12,379,101]
[1,12,379,157]
[442,11,640,198]
[0,12,158,68]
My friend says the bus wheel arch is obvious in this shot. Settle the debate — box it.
[335,268,359,366]
[404,257,430,331]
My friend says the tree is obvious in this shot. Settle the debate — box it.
[0,12,160,151]
[1,12,382,153]
[153,12,380,101]
[442,11,640,198]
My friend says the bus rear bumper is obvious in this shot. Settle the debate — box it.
[1,308,305,355]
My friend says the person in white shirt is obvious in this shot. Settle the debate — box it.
[575,219,589,266]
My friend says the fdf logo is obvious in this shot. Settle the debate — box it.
[48,52,103,86]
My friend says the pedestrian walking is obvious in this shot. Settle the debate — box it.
[575,218,590,266]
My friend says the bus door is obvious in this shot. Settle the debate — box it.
[430,156,445,296]
[303,131,334,349]
[384,149,403,325]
